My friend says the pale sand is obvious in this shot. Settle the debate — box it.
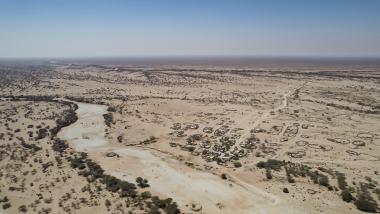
[58,101,108,151]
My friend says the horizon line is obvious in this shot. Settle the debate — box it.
[1,54,380,60]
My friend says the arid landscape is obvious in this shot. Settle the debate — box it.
[0,60,379,213]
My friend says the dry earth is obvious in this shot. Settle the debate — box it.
[0,62,380,213]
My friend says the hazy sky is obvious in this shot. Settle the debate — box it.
[1,0,380,58]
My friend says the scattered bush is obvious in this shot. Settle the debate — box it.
[355,184,379,213]
[266,168,273,180]
[136,177,150,188]
[0,197,8,203]
[141,191,152,199]
[117,135,123,143]
[18,205,27,212]
[234,162,242,168]
[107,106,117,112]
[105,199,111,209]
[165,202,180,214]
[256,159,284,171]
[151,197,180,214]
[318,175,330,187]
[119,181,137,197]
[287,175,295,183]
[103,113,114,127]
[103,175,121,192]
[341,189,353,203]
[20,140,42,152]
[52,138,69,153]
[70,156,86,169]
[221,173,227,180]
[35,128,48,140]
[355,192,379,212]
[336,172,348,190]
[2,203,11,210]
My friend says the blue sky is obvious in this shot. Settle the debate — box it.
[0,0,379,58]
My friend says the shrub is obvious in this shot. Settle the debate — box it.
[119,181,137,197]
[86,160,104,178]
[70,156,85,169]
[2,203,11,210]
[165,202,180,214]
[107,106,117,112]
[318,175,330,187]
[105,199,111,208]
[136,177,150,188]
[52,138,68,153]
[256,159,284,171]
[151,196,167,209]
[355,192,379,212]
[18,205,27,212]
[141,191,152,199]
[103,113,114,127]
[355,185,379,213]
[308,171,319,184]
[102,175,121,192]
[36,128,48,140]
[337,172,348,190]
[266,168,273,180]
[117,135,123,143]
[283,188,289,193]
[341,189,353,203]
[221,173,227,180]
[20,141,42,152]
[151,197,179,213]
[0,197,8,203]
[256,161,265,168]
[234,162,242,168]
[287,175,295,183]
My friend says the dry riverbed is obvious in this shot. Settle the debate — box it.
[59,100,305,213]
[1,63,380,213]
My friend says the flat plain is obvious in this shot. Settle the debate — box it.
[0,61,380,213]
